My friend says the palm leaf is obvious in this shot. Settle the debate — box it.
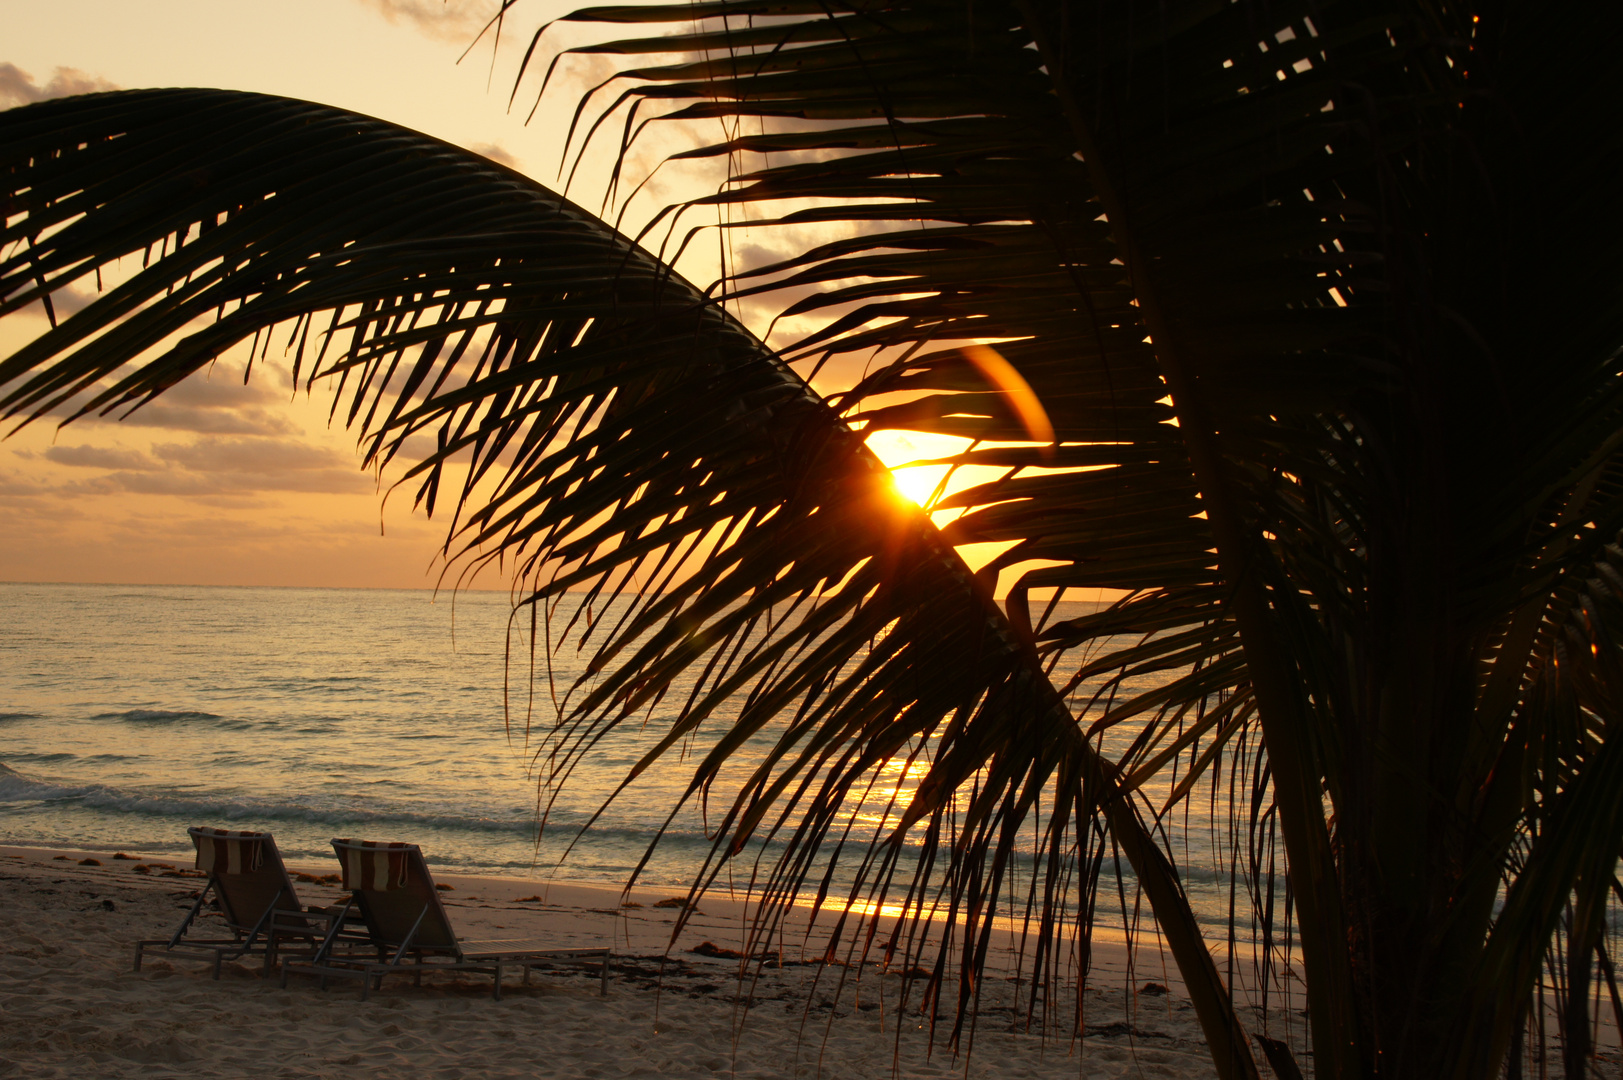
[531,0,1623,1075]
[0,87,1260,1074]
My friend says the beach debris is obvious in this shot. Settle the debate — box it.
[293,871,340,884]
[434,883,454,891]
[99,899,115,911]
[133,865,152,875]
[112,852,135,860]
[621,901,643,908]
[52,855,69,861]
[1140,981,1169,996]
[78,858,101,866]
[1084,1021,1173,1040]
[514,895,542,903]
[652,897,689,909]
[689,941,747,960]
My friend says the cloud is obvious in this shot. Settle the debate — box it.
[355,0,499,44]
[8,281,104,323]
[470,141,519,169]
[77,435,374,496]
[0,62,118,110]
[152,435,354,477]
[104,401,295,436]
[188,495,270,510]
[44,445,161,471]
[32,434,372,499]
[72,467,363,497]
[72,375,300,436]
[0,472,53,497]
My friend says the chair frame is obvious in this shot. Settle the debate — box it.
[282,838,611,1000]
[132,828,362,978]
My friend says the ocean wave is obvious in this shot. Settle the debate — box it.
[92,708,225,724]
[0,761,93,801]
[0,761,548,837]
[0,711,42,721]
[0,758,1039,868]
[0,762,803,856]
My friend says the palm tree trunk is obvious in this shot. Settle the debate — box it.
[1013,6,1361,1073]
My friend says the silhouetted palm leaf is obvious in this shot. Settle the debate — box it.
[7,0,1623,1072]
[530,1,1623,1076]
[0,87,1259,1074]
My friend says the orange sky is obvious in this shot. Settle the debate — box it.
[3,2,782,590]
[1,1,1043,594]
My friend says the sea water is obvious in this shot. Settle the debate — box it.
[0,581,1270,944]
[0,581,751,885]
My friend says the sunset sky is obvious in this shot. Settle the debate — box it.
[0,2,903,590]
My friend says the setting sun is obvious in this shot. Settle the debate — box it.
[864,429,959,508]
[889,464,946,507]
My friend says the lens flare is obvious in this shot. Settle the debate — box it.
[961,343,1055,457]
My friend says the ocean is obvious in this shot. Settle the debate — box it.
[0,581,1267,943]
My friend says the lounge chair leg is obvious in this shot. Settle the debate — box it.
[213,953,224,981]
[133,943,144,973]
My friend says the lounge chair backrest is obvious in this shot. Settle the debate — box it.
[188,827,306,933]
[331,838,458,950]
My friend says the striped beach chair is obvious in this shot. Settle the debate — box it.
[133,827,354,978]
[282,837,610,1000]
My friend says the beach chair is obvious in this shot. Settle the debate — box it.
[132,827,357,978]
[282,838,610,1000]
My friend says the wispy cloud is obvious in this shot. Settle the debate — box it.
[43,445,161,471]
[30,432,372,499]
[99,400,297,436]
[68,375,300,436]
[470,141,519,169]
[152,435,355,477]
[61,435,371,498]
[0,472,53,497]
[354,0,500,44]
[0,62,117,110]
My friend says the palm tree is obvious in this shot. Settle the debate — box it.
[4,3,1623,1076]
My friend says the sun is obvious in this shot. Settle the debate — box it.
[864,430,959,509]
[889,466,945,508]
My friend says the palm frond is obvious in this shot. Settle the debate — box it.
[0,87,1259,1073]
[531,0,1623,1075]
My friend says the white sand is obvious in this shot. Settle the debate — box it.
[0,843,1245,1080]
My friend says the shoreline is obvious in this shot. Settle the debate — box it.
[0,841,1238,1079]
[0,841,1220,990]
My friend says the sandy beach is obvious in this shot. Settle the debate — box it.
[0,843,1243,1080]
